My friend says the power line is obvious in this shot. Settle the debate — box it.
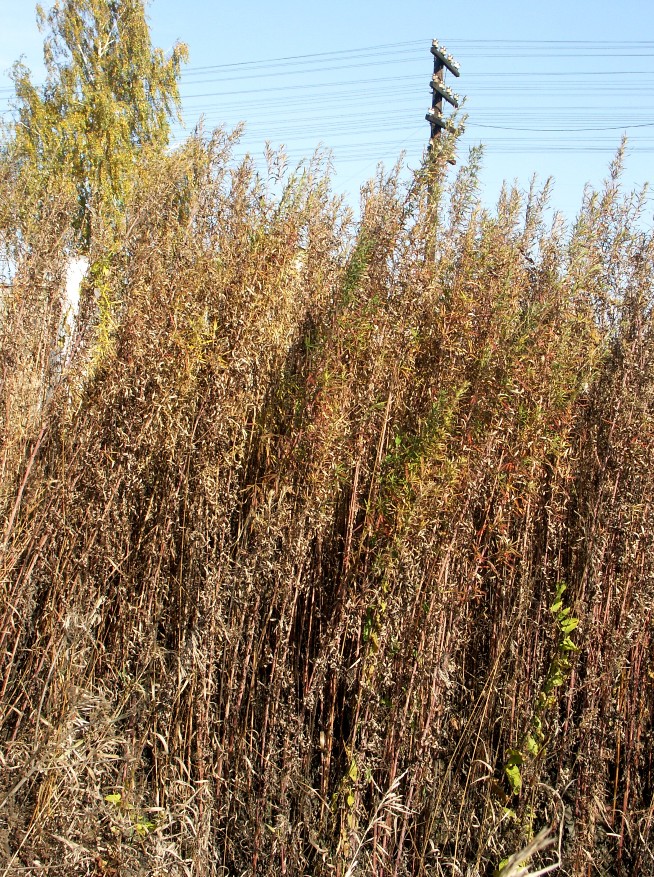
[2,37,654,167]
[176,39,654,73]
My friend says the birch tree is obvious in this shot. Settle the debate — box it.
[8,0,188,245]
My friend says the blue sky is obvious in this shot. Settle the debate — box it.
[1,0,653,225]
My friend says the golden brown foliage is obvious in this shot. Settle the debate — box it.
[0,133,653,876]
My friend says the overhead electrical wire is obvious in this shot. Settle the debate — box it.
[169,39,654,163]
[1,39,653,165]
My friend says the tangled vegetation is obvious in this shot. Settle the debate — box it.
[1,5,653,876]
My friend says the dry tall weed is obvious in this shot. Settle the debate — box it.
[0,132,652,876]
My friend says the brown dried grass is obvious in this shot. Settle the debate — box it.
[0,133,653,876]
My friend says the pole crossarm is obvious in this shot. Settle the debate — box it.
[430,78,460,108]
[430,41,460,77]
[425,108,451,129]
[426,39,462,151]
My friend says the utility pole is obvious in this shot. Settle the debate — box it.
[426,40,460,153]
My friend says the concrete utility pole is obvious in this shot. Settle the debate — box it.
[426,40,460,152]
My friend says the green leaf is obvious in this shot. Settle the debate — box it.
[505,749,523,767]
[133,819,154,837]
[550,582,567,614]
[504,763,522,794]
[560,635,579,652]
[348,760,358,782]
[524,735,540,756]
[548,667,565,687]
[104,793,122,806]
[560,617,579,634]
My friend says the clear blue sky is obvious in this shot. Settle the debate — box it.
[1,0,653,225]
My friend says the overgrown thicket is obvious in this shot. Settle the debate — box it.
[1,127,653,877]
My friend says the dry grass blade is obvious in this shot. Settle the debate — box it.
[497,824,561,877]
